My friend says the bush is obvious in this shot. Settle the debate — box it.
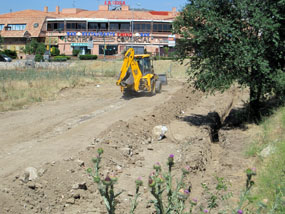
[35,54,43,62]
[24,39,45,56]
[1,50,17,59]
[153,56,176,61]
[50,56,69,62]
[79,54,98,60]
[50,47,60,56]
[72,49,80,56]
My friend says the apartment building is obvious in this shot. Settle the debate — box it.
[0,3,177,58]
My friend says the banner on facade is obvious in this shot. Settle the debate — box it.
[45,37,58,45]
[168,35,176,47]
[104,1,126,5]
[71,43,88,47]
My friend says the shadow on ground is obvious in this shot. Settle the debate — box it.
[180,96,284,142]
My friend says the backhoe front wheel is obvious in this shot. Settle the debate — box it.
[155,80,162,93]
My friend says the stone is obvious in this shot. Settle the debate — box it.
[28,182,42,190]
[72,182,87,190]
[38,168,47,177]
[66,198,75,204]
[25,167,38,181]
[147,146,153,151]
[260,145,275,158]
[127,192,134,197]
[152,125,168,140]
[73,193,81,199]
[2,188,10,193]
[75,159,85,167]
[20,172,30,183]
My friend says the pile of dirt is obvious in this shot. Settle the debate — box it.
[0,84,254,214]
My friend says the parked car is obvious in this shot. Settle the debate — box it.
[0,54,12,62]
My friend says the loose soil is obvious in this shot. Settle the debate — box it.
[0,79,256,214]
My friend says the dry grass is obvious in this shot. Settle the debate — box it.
[0,59,189,112]
[69,59,189,79]
[0,68,99,112]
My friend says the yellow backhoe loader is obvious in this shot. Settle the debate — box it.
[116,48,167,95]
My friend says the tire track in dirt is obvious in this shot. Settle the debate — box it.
[0,83,255,214]
[0,81,181,180]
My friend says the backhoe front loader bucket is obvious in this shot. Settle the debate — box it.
[158,74,168,85]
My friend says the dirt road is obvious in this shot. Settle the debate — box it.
[0,81,181,180]
[0,79,254,214]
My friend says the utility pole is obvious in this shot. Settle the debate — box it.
[103,35,106,61]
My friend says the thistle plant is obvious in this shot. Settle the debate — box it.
[130,177,143,214]
[200,176,230,213]
[87,148,123,214]
[87,150,262,214]
[198,168,259,214]
[234,168,257,214]
[147,154,196,214]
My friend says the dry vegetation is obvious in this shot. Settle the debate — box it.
[0,60,188,112]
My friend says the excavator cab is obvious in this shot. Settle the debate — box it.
[135,55,153,75]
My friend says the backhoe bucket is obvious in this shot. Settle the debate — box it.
[158,74,168,85]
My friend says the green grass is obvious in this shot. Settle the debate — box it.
[247,107,285,213]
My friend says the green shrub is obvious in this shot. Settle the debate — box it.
[51,56,68,62]
[79,54,98,60]
[1,49,17,59]
[72,49,80,56]
[50,47,60,56]
[35,54,43,62]
[153,56,176,61]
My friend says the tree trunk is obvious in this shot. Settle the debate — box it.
[249,84,262,122]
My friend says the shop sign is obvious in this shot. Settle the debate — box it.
[66,32,116,42]
[71,43,88,47]
[67,32,116,37]
[87,40,93,49]
[117,33,151,43]
[168,35,176,47]
[105,1,126,5]
[117,33,132,37]
[45,37,58,45]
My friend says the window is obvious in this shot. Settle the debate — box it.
[0,24,4,31]
[99,45,118,55]
[47,22,64,31]
[133,22,151,32]
[88,22,99,30]
[99,23,108,30]
[87,22,110,31]
[110,23,119,31]
[120,23,130,31]
[66,22,86,31]
[7,24,26,31]
[153,23,172,32]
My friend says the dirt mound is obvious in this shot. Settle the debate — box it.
[0,84,254,214]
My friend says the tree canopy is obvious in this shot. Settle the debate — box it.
[173,0,285,118]
[24,39,46,56]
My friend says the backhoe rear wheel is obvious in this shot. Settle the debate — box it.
[155,80,162,93]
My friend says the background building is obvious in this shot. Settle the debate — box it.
[0,3,178,58]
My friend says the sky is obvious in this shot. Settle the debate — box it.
[0,0,188,15]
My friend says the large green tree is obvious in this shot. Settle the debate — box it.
[173,0,285,119]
